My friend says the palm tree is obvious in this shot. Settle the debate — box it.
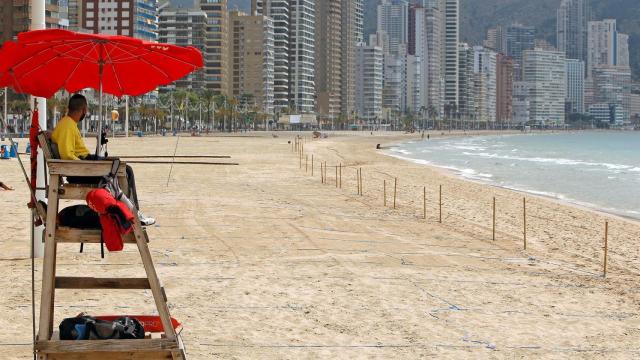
[200,89,216,131]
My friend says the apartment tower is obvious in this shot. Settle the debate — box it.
[523,48,567,124]
[158,6,207,90]
[228,11,275,114]
[253,0,289,111]
[200,0,228,94]
[557,0,590,62]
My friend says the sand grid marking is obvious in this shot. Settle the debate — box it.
[0,133,639,359]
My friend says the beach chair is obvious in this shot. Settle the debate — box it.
[34,132,186,360]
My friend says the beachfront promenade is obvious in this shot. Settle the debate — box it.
[1,132,639,359]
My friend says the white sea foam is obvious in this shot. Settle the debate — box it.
[461,152,636,172]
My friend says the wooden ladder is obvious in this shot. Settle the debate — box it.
[33,143,185,359]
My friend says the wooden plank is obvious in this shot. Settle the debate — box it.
[55,227,138,244]
[38,175,61,342]
[47,351,173,360]
[61,228,144,243]
[38,133,55,160]
[36,339,179,353]
[58,175,127,200]
[47,160,127,176]
[55,277,151,289]
[124,160,239,165]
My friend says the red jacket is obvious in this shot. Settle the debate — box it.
[86,189,135,251]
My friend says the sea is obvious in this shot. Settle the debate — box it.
[389,132,640,220]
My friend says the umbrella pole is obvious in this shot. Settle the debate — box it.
[96,63,103,156]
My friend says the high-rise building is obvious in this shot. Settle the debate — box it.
[383,51,405,113]
[505,23,535,80]
[408,1,442,113]
[473,46,497,123]
[523,48,567,125]
[629,93,640,119]
[557,0,590,62]
[377,0,409,55]
[484,26,504,53]
[253,0,289,111]
[442,0,459,110]
[406,54,422,114]
[255,0,315,114]
[457,43,474,119]
[616,33,630,68]
[200,0,228,94]
[592,65,632,122]
[158,6,207,91]
[496,54,514,123]
[587,19,630,77]
[316,0,342,118]
[356,35,384,122]
[315,0,362,119]
[288,0,315,113]
[2,0,68,44]
[565,59,585,114]
[228,11,275,114]
[340,0,363,119]
[512,81,530,124]
[80,0,158,41]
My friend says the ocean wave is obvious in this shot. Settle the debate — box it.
[461,152,638,172]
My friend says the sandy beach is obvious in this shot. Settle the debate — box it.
[1,131,639,359]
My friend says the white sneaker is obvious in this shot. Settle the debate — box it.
[138,211,156,226]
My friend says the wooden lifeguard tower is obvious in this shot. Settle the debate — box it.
[34,134,185,359]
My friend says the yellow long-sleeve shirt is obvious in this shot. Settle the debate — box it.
[51,116,89,160]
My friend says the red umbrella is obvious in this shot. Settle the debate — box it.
[0,29,203,154]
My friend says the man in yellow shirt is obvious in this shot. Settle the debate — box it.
[51,94,155,225]
[51,94,91,160]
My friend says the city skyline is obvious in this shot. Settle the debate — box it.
[0,0,638,127]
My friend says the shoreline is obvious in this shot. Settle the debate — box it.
[382,133,640,227]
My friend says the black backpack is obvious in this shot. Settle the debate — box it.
[59,315,144,340]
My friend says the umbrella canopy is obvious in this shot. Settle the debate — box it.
[0,29,203,98]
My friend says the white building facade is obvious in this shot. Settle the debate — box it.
[523,49,567,125]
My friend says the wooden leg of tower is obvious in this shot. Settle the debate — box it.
[38,175,60,346]
[131,221,177,341]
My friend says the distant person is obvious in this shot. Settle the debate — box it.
[51,94,155,226]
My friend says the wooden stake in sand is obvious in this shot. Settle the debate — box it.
[312,155,314,176]
[603,221,609,278]
[492,197,496,241]
[306,155,308,173]
[523,197,527,250]
[356,169,359,194]
[324,162,328,184]
[439,185,442,223]
[383,180,387,206]
[393,178,397,209]
[320,162,324,183]
[335,166,338,188]
[359,168,363,196]
[423,186,426,220]
[339,163,342,188]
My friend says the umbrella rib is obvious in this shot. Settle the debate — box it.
[7,41,96,76]
[103,45,125,95]
[109,42,173,82]
[13,42,97,81]
[61,42,100,90]
[113,41,200,69]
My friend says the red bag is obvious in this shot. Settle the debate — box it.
[86,189,135,252]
